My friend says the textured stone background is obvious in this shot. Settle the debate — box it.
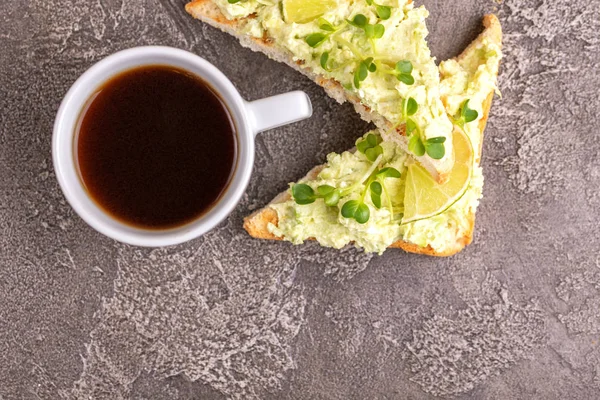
[1,0,599,398]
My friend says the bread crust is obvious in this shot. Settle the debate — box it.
[185,0,461,182]
[241,15,502,256]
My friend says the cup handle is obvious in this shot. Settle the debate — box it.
[245,91,312,135]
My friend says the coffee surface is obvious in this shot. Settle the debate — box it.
[76,65,237,229]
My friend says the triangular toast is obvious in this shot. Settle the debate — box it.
[186,0,455,182]
[243,15,502,256]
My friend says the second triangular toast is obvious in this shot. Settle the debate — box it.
[243,15,502,256]
[186,0,456,182]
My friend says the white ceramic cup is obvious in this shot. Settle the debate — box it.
[53,46,312,247]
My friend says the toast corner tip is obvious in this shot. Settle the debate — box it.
[243,207,282,241]
[482,14,503,44]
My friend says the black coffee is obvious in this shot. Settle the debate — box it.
[76,65,237,229]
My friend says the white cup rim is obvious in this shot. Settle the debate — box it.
[52,46,256,247]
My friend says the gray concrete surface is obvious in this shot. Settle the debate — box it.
[1,0,599,398]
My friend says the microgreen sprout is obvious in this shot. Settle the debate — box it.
[376,5,391,20]
[317,185,341,206]
[424,136,446,159]
[403,97,418,117]
[305,32,328,47]
[377,60,415,85]
[401,97,446,159]
[408,133,425,157]
[318,17,335,31]
[407,131,447,159]
[370,181,383,208]
[291,183,318,205]
[375,167,400,220]
[395,60,415,85]
[365,0,392,20]
[292,183,341,206]
[347,13,367,28]
[402,96,425,155]
[341,200,370,224]
[402,97,425,157]
[305,17,345,48]
[356,133,383,161]
[347,14,385,39]
[320,52,330,71]
[354,58,377,89]
[377,167,402,179]
[454,99,479,129]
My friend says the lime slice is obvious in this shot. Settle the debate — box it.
[402,129,473,224]
[282,0,337,24]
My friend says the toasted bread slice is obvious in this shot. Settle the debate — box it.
[185,0,455,182]
[243,15,502,256]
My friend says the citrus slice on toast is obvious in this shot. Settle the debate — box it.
[282,0,337,24]
[403,128,473,224]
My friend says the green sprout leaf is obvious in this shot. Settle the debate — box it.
[370,181,383,195]
[341,199,359,218]
[358,61,369,80]
[398,73,415,85]
[403,97,418,117]
[347,14,385,41]
[294,184,343,206]
[426,137,446,144]
[357,133,383,160]
[396,60,412,74]
[395,60,414,85]
[354,63,367,88]
[363,23,385,39]
[454,99,479,129]
[354,203,370,223]
[423,136,447,159]
[365,0,373,5]
[357,139,371,154]
[292,184,316,205]
[320,52,330,71]
[227,0,242,3]
[365,145,383,162]
[354,69,361,89]
[342,200,370,224]
[364,57,377,72]
[376,5,391,20]
[370,181,382,208]
[354,59,374,88]
[373,23,385,38]
[408,134,425,156]
[317,185,335,196]
[377,167,401,178]
[318,18,335,31]
[406,118,418,134]
[425,142,445,159]
[324,190,341,206]
[305,33,327,47]
[461,99,479,123]
[349,14,368,28]
[367,133,378,146]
